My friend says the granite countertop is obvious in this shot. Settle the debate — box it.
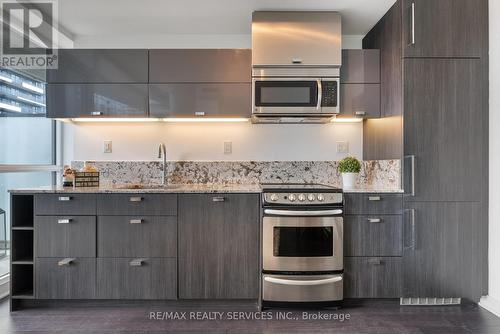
[9,184,403,194]
[8,184,263,194]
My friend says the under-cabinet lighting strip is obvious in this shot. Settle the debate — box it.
[331,118,363,123]
[57,118,250,123]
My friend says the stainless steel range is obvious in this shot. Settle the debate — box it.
[261,183,344,309]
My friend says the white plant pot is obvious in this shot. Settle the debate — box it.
[341,173,358,190]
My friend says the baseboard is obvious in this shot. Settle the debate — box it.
[479,295,500,318]
[0,274,10,300]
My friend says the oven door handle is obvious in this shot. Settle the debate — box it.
[264,209,343,216]
[264,276,342,286]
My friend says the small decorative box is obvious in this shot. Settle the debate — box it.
[74,172,100,187]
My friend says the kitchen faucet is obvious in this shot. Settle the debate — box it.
[158,143,167,186]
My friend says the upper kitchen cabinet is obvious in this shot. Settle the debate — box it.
[339,50,380,118]
[149,49,251,83]
[149,83,251,118]
[341,50,380,84]
[46,84,148,118]
[46,49,149,83]
[402,0,488,58]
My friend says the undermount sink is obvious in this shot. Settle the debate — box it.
[113,184,182,190]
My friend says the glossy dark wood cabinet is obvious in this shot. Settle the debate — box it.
[340,84,380,118]
[96,194,177,216]
[35,216,96,257]
[362,0,488,302]
[403,59,483,202]
[344,193,403,215]
[149,49,251,83]
[46,84,149,118]
[36,258,96,299]
[149,83,251,118]
[344,257,402,298]
[341,50,380,84]
[403,202,485,301]
[35,194,96,216]
[47,49,149,83]
[178,194,260,299]
[96,258,177,299]
[97,216,177,257]
[401,0,488,58]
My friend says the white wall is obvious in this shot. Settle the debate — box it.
[67,121,363,162]
[480,0,500,317]
[63,35,364,163]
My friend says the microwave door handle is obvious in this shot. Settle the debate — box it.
[264,276,343,286]
[264,209,343,216]
[316,79,322,110]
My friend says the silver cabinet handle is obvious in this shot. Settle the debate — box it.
[368,196,381,201]
[91,111,103,116]
[129,196,143,202]
[129,219,143,224]
[58,258,76,266]
[409,2,415,45]
[264,276,342,286]
[129,258,147,266]
[316,79,322,110]
[404,209,416,250]
[194,111,205,116]
[367,218,382,223]
[57,218,72,224]
[58,196,71,201]
[212,197,225,202]
[355,111,367,116]
[368,259,383,265]
[292,58,302,64]
[264,209,343,217]
[404,155,416,197]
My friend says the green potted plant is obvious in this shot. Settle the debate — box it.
[338,156,361,189]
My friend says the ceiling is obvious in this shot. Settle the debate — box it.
[56,0,397,38]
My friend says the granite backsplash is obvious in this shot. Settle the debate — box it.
[71,160,401,190]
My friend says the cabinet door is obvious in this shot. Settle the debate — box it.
[46,84,148,118]
[36,258,96,299]
[178,194,260,299]
[402,0,487,58]
[404,59,483,201]
[340,84,380,118]
[47,49,148,83]
[403,202,485,301]
[149,84,251,118]
[341,50,380,84]
[149,49,251,83]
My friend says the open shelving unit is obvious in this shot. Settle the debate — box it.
[10,194,35,310]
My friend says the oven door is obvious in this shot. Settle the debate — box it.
[262,209,343,272]
[253,78,321,114]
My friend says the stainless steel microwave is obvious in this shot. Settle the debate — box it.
[252,77,340,118]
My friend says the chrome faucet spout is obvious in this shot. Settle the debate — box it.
[158,143,167,186]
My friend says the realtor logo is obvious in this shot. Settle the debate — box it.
[1,0,58,69]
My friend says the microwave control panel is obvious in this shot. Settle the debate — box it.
[322,81,338,107]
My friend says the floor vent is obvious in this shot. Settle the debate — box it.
[400,297,461,306]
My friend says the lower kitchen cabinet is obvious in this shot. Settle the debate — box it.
[403,202,485,301]
[35,258,96,299]
[97,216,177,257]
[344,215,402,257]
[97,258,177,299]
[178,194,260,299]
[344,257,402,298]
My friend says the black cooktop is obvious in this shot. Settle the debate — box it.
[261,183,342,193]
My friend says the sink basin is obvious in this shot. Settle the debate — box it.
[112,184,181,190]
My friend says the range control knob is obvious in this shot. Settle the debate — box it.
[307,194,316,202]
[288,194,296,202]
[317,194,325,202]
[298,194,306,202]
[269,194,279,202]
